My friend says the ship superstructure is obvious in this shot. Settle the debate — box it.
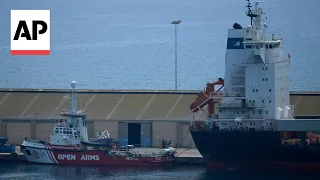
[191,0,293,129]
[189,0,320,172]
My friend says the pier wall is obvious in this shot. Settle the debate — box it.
[0,89,319,147]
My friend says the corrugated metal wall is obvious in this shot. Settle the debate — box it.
[36,123,55,141]
[140,123,151,147]
[179,123,195,148]
[118,122,128,146]
[1,120,193,147]
[7,122,30,144]
[152,122,177,147]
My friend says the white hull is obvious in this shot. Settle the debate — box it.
[21,141,58,164]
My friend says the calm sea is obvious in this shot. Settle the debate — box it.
[0,0,319,91]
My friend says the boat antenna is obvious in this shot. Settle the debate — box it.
[246,0,255,26]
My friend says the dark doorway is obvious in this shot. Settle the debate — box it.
[128,123,141,147]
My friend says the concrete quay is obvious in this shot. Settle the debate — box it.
[0,147,205,165]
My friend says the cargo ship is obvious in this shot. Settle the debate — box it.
[20,81,175,166]
[189,0,320,173]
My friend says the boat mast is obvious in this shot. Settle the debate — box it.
[68,81,89,141]
[71,81,77,114]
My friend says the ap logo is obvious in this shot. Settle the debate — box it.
[11,10,50,55]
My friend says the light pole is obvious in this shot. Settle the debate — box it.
[171,20,182,90]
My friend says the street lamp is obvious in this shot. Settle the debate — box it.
[171,20,182,90]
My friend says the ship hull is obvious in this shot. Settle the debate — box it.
[191,130,320,172]
[20,142,173,167]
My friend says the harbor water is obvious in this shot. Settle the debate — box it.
[0,162,320,180]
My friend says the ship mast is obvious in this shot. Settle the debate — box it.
[245,0,255,26]
[246,0,265,41]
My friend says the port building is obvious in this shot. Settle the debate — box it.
[0,89,319,147]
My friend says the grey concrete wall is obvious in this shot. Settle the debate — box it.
[0,119,192,148]
[152,121,177,147]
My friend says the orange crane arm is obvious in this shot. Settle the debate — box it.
[189,78,224,113]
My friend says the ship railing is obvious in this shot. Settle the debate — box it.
[218,102,256,108]
[232,65,245,76]
[126,149,171,157]
[222,90,245,98]
[231,77,245,86]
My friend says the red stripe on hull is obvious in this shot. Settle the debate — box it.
[207,160,320,173]
[10,50,50,55]
[44,144,56,163]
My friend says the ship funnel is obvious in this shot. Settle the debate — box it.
[276,107,283,119]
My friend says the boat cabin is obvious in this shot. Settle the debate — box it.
[49,120,81,146]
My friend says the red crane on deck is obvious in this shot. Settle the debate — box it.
[189,78,224,117]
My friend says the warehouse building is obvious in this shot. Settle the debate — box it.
[0,89,319,147]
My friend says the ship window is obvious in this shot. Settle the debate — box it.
[256,89,258,92]
[253,111,255,114]
[246,45,252,49]
[237,111,239,114]
[59,131,62,134]
[266,111,269,114]
[250,123,252,125]
[262,100,264,103]
[269,100,271,103]
[253,89,255,92]
[55,130,59,133]
[265,78,268,81]
[74,132,76,135]
[262,67,264,70]
[259,111,262,114]
[253,100,255,103]
[269,89,271,92]
[262,78,264,81]
[266,67,268,70]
